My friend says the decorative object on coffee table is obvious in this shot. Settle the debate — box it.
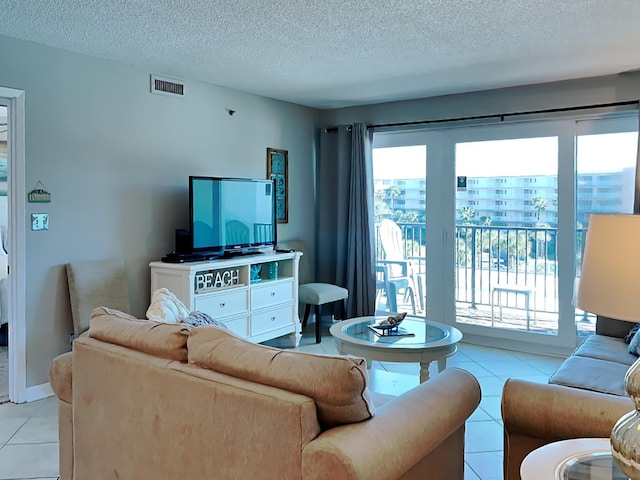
[576,214,640,479]
[369,312,410,336]
[266,147,288,224]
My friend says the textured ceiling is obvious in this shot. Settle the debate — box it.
[1,0,640,109]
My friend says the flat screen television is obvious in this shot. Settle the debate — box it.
[189,176,276,257]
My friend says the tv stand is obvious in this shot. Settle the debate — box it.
[150,251,302,347]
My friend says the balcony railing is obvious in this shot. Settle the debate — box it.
[375,222,588,323]
[455,225,561,313]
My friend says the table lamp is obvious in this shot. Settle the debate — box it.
[577,213,640,479]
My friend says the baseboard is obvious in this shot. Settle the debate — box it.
[23,381,54,403]
[461,333,574,358]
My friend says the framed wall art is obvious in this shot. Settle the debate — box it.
[267,147,288,223]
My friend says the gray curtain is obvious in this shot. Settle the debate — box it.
[316,123,376,318]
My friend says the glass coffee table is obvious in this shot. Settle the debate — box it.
[329,316,462,382]
[521,438,626,480]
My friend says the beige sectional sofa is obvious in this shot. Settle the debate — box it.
[502,316,637,480]
[49,307,481,480]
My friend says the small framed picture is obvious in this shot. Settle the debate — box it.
[267,148,288,223]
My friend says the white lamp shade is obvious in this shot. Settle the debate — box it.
[577,214,640,323]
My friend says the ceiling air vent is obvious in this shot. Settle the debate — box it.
[150,75,185,98]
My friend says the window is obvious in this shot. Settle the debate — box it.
[374,110,638,354]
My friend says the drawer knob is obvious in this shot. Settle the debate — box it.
[270,292,276,297]
[271,316,276,321]
[219,302,226,308]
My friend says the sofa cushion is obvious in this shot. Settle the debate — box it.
[89,307,191,362]
[573,334,637,366]
[549,355,630,396]
[187,326,375,428]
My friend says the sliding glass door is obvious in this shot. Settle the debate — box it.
[454,133,560,336]
[373,112,638,353]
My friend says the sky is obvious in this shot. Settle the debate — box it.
[372,132,638,179]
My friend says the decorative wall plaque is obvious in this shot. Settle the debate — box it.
[267,147,288,223]
[28,181,51,203]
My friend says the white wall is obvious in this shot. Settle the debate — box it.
[0,34,319,386]
[321,73,640,127]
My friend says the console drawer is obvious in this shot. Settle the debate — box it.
[194,288,248,319]
[251,281,293,309]
[251,304,294,336]
[221,315,249,337]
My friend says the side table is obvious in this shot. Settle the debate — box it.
[521,438,626,480]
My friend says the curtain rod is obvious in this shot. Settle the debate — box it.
[325,100,639,132]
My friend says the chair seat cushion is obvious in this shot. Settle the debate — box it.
[299,283,348,305]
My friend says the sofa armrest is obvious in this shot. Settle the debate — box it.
[502,379,633,480]
[302,368,480,480]
[49,352,74,480]
[49,352,73,403]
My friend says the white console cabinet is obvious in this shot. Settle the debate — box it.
[150,251,302,346]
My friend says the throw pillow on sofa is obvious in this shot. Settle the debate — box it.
[188,326,375,428]
[629,326,640,357]
[89,307,191,362]
[625,323,640,344]
[182,310,228,328]
[145,289,225,328]
[146,288,190,323]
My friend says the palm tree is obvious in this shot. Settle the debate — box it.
[386,184,401,211]
[460,207,476,225]
[531,196,550,259]
[533,196,547,224]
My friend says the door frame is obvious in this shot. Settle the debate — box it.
[0,87,27,403]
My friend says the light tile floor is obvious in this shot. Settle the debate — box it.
[0,324,565,480]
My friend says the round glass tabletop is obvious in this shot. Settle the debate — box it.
[558,452,626,480]
[340,316,451,347]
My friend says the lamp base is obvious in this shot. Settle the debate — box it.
[611,357,640,480]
